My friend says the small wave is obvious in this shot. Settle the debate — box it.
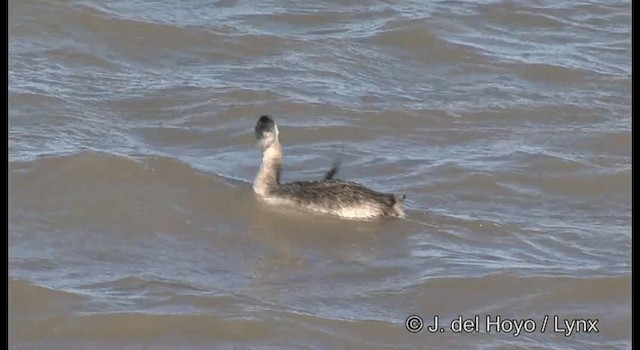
[373,19,488,64]
[510,168,631,198]
[476,3,568,29]
[9,151,249,233]
[515,62,590,84]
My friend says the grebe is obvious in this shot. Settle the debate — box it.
[252,115,405,220]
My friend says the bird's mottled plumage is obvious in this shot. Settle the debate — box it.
[252,115,405,220]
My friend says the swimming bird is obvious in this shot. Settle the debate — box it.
[252,115,405,220]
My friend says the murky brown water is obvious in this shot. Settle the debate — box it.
[9,0,631,349]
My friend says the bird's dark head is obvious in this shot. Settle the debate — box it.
[255,115,279,148]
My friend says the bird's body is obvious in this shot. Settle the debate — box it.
[252,115,405,220]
